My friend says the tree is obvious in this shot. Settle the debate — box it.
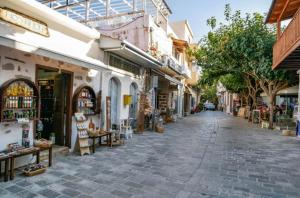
[196,5,296,128]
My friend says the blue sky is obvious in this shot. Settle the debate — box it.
[167,0,273,42]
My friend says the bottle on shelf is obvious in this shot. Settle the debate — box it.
[88,118,95,130]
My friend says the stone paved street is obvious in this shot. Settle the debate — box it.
[1,111,300,197]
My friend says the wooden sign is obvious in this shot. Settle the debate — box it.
[0,8,49,37]
[106,96,111,131]
[97,91,102,128]
[136,93,146,133]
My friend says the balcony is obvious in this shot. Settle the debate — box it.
[182,65,192,79]
[273,7,300,69]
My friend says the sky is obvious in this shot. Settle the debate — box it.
[166,0,273,42]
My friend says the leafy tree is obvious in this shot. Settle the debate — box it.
[196,4,296,128]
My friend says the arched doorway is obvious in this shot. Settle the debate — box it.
[109,77,120,129]
[129,82,138,119]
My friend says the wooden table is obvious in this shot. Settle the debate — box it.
[38,145,53,167]
[90,132,112,153]
[10,147,40,180]
[108,130,124,146]
[0,155,10,182]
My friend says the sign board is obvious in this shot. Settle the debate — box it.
[0,7,49,37]
[136,93,146,132]
[106,96,111,131]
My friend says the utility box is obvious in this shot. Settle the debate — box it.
[124,95,132,105]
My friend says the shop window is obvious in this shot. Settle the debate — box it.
[109,54,140,76]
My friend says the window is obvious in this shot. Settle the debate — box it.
[109,54,140,76]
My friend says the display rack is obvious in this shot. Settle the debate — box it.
[0,78,39,122]
[73,86,96,116]
[75,113,90,156]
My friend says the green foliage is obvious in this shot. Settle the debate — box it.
[219,74,247,93]
[199,84,218,110]
[196,4,294,91]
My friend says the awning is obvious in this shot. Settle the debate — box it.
[0,35,108,71]
[164,74,182,86]
[100,36,162,69]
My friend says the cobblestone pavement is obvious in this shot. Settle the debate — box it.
[1,111,300,198]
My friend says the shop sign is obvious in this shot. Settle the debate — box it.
[0,7,49,37]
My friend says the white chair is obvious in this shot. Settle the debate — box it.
[120,119,133,139]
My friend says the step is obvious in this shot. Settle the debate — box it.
[40,145,70,161]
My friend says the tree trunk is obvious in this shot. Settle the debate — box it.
[249,94,257,110]
[268,95,275,129]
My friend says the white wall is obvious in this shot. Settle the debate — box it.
[100,69,143,130]
[0,1,103,66]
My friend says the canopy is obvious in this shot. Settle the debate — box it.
[100,36,162,69]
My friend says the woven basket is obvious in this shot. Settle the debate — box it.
[34,139,52,148]
[155,126,164,133]
[24,167,46,177]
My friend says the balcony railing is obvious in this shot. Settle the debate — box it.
[273,7,300,69]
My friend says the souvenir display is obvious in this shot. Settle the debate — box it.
[75,114,90,155]
[1,79,38,122]
[23,163,46,176]
[73,86,96,116]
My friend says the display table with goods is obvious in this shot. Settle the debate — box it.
[89,129,112,153]
[0,153,10,182]
[108,130,125,146]
[0,78,39,122]
[8,146,41,180]
[34,139,53,167]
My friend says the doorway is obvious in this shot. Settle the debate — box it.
[129,83,138,119]
[36,66,73,147]
[109,77,120,129]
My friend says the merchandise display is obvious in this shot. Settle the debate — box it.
[1,79,38,122]
[23,163,46,176]
[73,86,96,116]
[75,114,90,155]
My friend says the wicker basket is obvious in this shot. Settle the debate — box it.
[34,139,52,148]
[23,167,46,177]
[155,126,164,133]
[88,129,99,137]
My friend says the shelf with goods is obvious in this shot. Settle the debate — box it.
[0,78,39,122]
[73,85,97,116]
[74,113,91,155]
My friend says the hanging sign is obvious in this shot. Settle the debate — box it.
[0,7,49,37]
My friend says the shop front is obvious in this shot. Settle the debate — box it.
[99,36,163,132]
[155,74,183,123]
[0,0,106,159]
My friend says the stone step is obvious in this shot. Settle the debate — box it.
[40,145,69,161]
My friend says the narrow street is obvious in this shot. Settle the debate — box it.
[1,112,300,198]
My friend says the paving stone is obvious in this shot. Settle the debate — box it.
[16,181,33,187]
[38,189,60,198]
[110,190,132,198]
[5,185,24,193]
[2,112,300,197]
[61,188,81,197]
[16,190,38,198]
